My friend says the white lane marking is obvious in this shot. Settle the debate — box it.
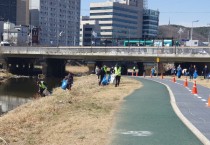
[201,99,207,102]
[120,131,153,137]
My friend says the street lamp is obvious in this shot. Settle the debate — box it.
[57,31,64,47]
[191,20,199,40]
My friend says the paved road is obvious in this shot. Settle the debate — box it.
[110,78,203,145]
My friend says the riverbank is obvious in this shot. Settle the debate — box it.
[0,69,13,84]
[0,75,141,145]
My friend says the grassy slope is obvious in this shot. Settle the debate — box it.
[0,75,141,145]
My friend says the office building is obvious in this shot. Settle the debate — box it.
[17,0,29,25]
[0,0,29,25]
[80,16,100,46]
[30,0,81,46]
[143,9,159,38]
[90,0,143,40]
[0,0,17,24]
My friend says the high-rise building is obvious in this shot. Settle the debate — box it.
[143,9,159,38]
[30,0,81,46]
[0,0,17,24]
[17,0,29,25]
[90,0,143,39]
[0,0,29,25]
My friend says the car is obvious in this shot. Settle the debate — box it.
[0,41,11,46]
[197,50,207,54]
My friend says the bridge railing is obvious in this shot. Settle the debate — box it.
[1,46,210,57]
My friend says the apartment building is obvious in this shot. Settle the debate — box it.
[90,0,143,39]
[30,0,80,46]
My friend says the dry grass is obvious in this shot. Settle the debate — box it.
[65,65,89,74]
[0,71,12,78]
[191,76,210,88]
[0,75,141,145]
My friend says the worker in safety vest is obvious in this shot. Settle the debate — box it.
[133,66,136,72]
[37,80,47,97]
[99,65,107,86]
[114,64,121,87]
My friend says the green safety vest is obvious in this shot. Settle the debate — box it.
[39,81,47,89]
[104,67,107,73]
[115,67,121,76]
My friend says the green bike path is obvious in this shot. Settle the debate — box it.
[110,78,203,145]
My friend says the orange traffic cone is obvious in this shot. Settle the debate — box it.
[192,80,198,94]
[184,78,188,87]
[161,73,164,79]
[172,76,176,82]
[208,97,210,107]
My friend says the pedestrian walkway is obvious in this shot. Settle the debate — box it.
[110,78,203,145]
[145,76,210,145]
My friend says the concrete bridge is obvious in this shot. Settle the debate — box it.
[0,46,210,76]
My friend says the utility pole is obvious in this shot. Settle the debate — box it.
[7,21,9,41]
[207,23,210,46]
[191,20,199,40]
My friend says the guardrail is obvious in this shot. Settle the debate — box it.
[1,46,210,57]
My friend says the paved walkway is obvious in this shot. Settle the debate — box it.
[146,76,210,144]
[110,77,205,145]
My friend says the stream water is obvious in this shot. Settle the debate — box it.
[0,77,62,115]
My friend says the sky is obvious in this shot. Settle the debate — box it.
[81,0,210,27]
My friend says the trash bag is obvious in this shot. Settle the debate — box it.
[110,74,116,84]
[61,79,68,90]
[207,73,210,79]
[107,75,111,83]
[43,89,51,96]
[101,75,108,85]
[193,71,198,79]
[177,71,181,78]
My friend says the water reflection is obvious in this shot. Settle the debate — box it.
[0,95,30,113]
[0,77,61,115]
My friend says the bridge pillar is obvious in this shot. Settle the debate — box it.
[5,58,35,75]
[120,62,128,75]
[0,105,2,115]
[0,59,8,70]
[95,61,103,68]
[42,59,66,77]
[137,62,144,76]
[87,61,96,74]
[158,62,165,75]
